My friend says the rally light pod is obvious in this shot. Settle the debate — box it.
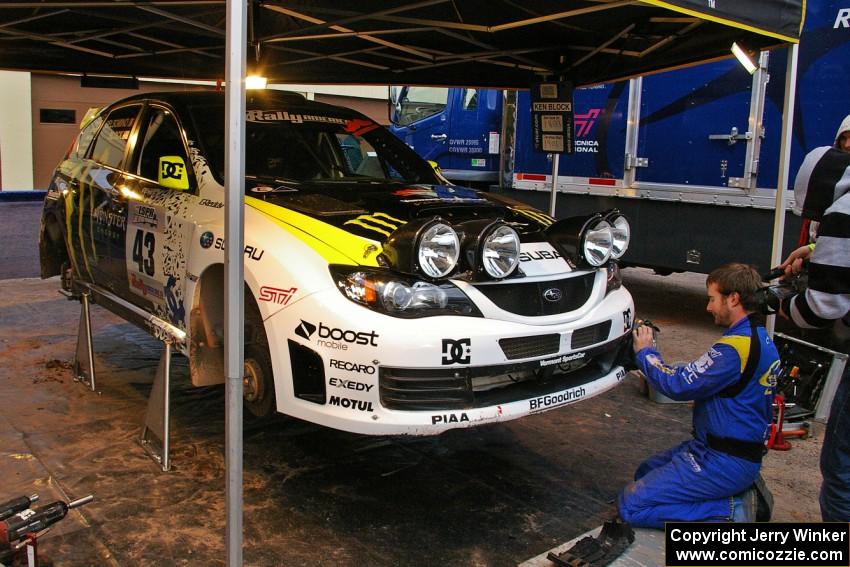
[381,216,460,279]
[545,213,613,268]
[456,219,521,281]
[603,209,631,259]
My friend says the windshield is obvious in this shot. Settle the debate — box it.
[188,104,440,187]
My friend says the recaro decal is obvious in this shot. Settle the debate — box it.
[344,212,405,238]
[258,286,297,305]
[442,338,471,365]
[329,359,376,374]
[198,198,223,208]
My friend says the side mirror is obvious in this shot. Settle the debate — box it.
[158,155,190,190]
[388,85,404,125]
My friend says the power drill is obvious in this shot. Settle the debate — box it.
[0,494,93,566]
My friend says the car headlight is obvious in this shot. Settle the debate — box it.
[330,266,481,318]
[481,224,520,278]
[604,210,630,259]
[418,222,460,278]
[582,220,613,267]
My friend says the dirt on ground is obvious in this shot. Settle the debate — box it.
[0,269,824,567]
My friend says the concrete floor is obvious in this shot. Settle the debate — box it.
[0,199,823,566]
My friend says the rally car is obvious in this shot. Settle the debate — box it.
[39,90,634,435]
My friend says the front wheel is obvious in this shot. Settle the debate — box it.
[243,344,276,418]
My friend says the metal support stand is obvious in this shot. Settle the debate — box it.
[140,341,173,472]
[73,291,97,392]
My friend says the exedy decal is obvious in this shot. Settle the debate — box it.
[329,377,374,392]
[344,212,405,237]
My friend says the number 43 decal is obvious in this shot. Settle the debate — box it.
[132,229,156,277]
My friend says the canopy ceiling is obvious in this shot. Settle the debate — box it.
[0,0,803,89]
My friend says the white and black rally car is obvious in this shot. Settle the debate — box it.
[40,90,635,435]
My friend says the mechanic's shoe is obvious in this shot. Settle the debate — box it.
[732,487,758,522]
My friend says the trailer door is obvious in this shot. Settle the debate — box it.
[635,59,761,189]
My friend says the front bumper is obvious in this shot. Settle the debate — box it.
[263,284,634,435]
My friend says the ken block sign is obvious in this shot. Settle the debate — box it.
[531,82,574,154]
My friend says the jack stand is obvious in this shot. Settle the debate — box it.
[73,290,97,392]
[140,341,173,472]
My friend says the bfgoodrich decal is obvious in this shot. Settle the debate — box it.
[529,386,587,411]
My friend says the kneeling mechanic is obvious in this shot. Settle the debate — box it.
[619,263,780,528]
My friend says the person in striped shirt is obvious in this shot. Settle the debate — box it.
[780,144,850,521]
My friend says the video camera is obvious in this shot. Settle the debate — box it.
[755,266,807,316]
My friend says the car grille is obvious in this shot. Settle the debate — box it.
[379,334,627,411]
[473,273,595,316]
[571,320,612,349]
[499,334,560,360]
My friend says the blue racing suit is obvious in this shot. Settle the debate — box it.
[618,315,780,528]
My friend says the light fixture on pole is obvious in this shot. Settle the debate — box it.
[731,42,758,74]
[245,74,267,89]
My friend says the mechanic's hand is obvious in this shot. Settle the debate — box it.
[632,325,655,353]
[779,245,812,279]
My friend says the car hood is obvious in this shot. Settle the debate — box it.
[245,181,551,244]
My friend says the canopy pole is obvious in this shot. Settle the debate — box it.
[767,42,799,336]
[548,153,560,216]
[224,0,246,565]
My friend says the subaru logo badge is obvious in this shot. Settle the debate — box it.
[543,288,562,302]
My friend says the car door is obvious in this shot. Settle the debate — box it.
[73,103,143,293]
[118,103,199,329]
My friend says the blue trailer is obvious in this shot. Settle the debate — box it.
[390,1,849,274]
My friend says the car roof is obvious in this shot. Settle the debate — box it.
[103,89,365,120]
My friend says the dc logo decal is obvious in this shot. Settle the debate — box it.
[295,320,316,341]
[199,231,214,249]
[161,160,185,180]
[623,308,633,332]
[442,338,471,365]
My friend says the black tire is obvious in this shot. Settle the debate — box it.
[243,343,276,418]
[243,292,276,418]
